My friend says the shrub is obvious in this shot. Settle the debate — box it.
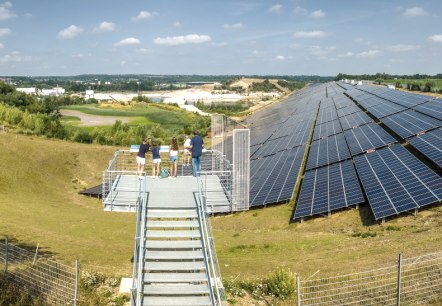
[264,268,297,299]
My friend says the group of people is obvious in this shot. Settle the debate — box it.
[136,130,204,179]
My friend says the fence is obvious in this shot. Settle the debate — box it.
[0,238,78,305]
[297,252,442,305]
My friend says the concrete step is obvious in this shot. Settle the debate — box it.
[147,230,200,239]
[147,220,199,228]
[142,296,212,306]
[145,250,204,260]
[148,200,197,209]
[146,209,198,219]
[145,239,202,249]
[145,261,205,272]
[144,272,207,283]
[143,283,210,295]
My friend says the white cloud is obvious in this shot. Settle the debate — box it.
[310,45,336,57]
[94,21,116,33]
[120,60,126,66]
[275,55,285,60]
[222,23,243,29]
[357,50,381,58]
[115,37,141,47]
[338,52,354,58]
[387,44,420,52]
[73,53,92,58]
[293,31,326,38]
[0,28,11,37]
[131,11,157,22]
[268,4,282,13]
[173,22,182,28]
[0,43,3,49]
[428,34,442,43]
[403,7,428,17]
[293,6,308,16]
[154,34,211,46]
[0,2,16,20]
[137,48,151,54]
[1,51,34,63]
[310,9,325,18]
[58,25,83,39]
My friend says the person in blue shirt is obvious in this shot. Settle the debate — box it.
[151,142,161,179]
[190,130,204,177]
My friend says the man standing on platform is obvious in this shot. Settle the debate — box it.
[190,130,204,177]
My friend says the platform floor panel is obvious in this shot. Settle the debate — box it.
[104,175,231,213]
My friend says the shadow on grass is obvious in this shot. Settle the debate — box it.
[358,204,378,227]
[0,236,58,258]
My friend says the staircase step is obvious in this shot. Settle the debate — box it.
[145,239,202,249]
[147,230,200,239]
[147,220,199,228]
[144,272,207,283]
[142,296,212,306]
[143,284,210,295]
[147,209,198,219]
[145,250,204,260]
[145,261,206,272]
[148,201,197,209]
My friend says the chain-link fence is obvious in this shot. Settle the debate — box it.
[0,238,78,305]
[297,252,442,305]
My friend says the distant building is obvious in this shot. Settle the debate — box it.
[387,84,396,90]
[41,87,65,96]
[16,87,38,95]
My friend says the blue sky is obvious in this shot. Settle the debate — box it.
[0,0,441,76]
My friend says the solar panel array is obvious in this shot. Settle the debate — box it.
[246,82,442,221]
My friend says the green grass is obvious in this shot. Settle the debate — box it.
[384,78,442,90]
[2,133,442,292]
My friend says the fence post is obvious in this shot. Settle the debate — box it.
[4,237,8,275]
[397,253,402,306]
[74,257,79,306]
[297,273,301,306]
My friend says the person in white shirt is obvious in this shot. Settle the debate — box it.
[183,135,191,166]
[169,136,179,179]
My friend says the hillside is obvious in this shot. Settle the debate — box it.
[2,132,442,283]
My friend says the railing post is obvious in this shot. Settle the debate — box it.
[4,237,8,275]
[297,273,301,306]
[397,253,402,306]
[74,257,79,306]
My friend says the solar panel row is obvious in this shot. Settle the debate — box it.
[306,133,351,170]
[407,128,442,168]
[344,123,397,156]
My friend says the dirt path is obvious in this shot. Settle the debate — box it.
[60,110,130,126]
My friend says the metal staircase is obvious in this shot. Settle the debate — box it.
[131,177,225,306]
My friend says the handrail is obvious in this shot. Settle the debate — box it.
[197,174,225,305]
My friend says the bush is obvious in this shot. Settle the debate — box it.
[264,268,297,299]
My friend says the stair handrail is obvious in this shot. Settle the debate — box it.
[197,174,225,305]
[130,175,148,306]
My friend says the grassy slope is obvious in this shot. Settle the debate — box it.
[0,133,135,275]
[1,132,442,282]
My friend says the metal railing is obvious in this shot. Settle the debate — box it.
[0,238,78,305]
[196,175,226,305]
[297,251,442,305]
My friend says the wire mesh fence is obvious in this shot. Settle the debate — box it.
[297,252,442,305]
[0,238,78,305]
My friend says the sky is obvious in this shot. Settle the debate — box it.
[0,0,441,76]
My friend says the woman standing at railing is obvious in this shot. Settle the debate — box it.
[136,138,151,179]
[169,137,179,179]
[151,142,161,179]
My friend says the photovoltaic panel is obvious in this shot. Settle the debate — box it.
[306,133,351,170]
[293,160,364,219]
[407,128,442,168]
[356,96,388,109]
[385,93,431,108]
[337,105,361,117]
[413,100,442,121]
[354,145,442,220]
[313,120,342,140]
[250,145,306,206]
[381,110,442,139]
[271,117,314,140]
[333,95,355,109]
[339,111,373,131]
[366,101,406,119]
[251,136,290,159]
[344,123,397,156]
[316,107,338,125]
